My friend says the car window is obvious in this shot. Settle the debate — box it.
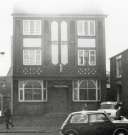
[89,113,108,123]
[70,113,88,123]
[100,104,115,109]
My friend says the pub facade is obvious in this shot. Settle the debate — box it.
[12,13,107,115]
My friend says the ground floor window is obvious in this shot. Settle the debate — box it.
[18,80,47,102]
[73,79,100,101]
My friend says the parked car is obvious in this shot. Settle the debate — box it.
[98,101,119,119]
[60,110,128,135]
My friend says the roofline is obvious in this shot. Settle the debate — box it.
[12,13,107,18]
[110,48,128,59]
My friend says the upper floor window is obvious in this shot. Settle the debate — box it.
[73,80,100,101]
[23,20,41,35]
[78,50,96,66]
[19,80,47,102]
[61,21,68,65]
[51,21,59,65]
[116,55,122,78]
[51,21,68,65]
[77,20,95,36]
[23,38,41,65]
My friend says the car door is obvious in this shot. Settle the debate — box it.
[78,114,96,135]
[88,113,115,135]
[69,113,94,135]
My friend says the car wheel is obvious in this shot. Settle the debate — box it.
[115,130,128,135]
[65,130,78,135]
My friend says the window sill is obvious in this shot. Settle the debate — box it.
[19,100,47,102]
[73,100,100,102]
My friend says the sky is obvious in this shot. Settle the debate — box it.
[0,0,128,75]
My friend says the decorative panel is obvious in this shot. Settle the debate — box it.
[77,67,97,75]
[15,66,43,75]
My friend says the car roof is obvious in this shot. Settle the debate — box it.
[69,110,107,115]
[100,101,117,105]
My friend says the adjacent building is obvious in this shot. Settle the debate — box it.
[110,49,128,112]
[12,13,107,115]
[0,75,11,115]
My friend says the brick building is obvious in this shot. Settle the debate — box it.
[12,13,107,115]
[110,49,128,112]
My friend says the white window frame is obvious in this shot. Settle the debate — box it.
[77,20,95,36]
[72,80,100,102]
[116,55,122,78]
[23,38,42,65]
[78,50,96,66]
[61,21,68,65]
[23,20,41,35]
[89,50,96,66]
[51,21,68,65]
[18,80,47,102]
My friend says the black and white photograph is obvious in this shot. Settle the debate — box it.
[0,0,128,135]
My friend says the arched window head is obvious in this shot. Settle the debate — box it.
[51,21,58,41]
[79,80,88,89]
[61,21,67,41]
[24,81,41,89]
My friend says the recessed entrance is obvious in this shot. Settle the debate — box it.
[49,87,68,113]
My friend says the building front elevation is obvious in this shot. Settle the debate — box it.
[12,14,107,115]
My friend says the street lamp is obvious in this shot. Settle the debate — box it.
[0,52,5,55]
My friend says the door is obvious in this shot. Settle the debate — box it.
[49,87,68,112]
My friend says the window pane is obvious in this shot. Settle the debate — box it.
[79,89,87,100]
[78,39,95,48]
[51,21,58,41]
[61,44,68,65]
[77,21,85,36]
[88,80,96,88]
[89,114,107,123]
[23,49,41,65]
[34,21,41,35]
[19,89,23,101]
[116,56,122,77]
[61,21,68,41]
[23,21,30,35]
[25,89,32,100]
[71,114,88,123]
[78,50,84,65]
[90,21,95,36]
[51,44,59,64]
[85,21,89,36]
[33,89,42,100]
[25,82,33,88]
[73,88,79,101]
[35,50,41,65]
[88,89,96,100]
[79,80,87,88]
[89,50,96,65]
[23,38,41,47]
[98,89,101,100]
[43,88,47,101]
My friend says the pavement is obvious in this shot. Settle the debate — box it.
[0,113,67,133]
[0,125,60,133]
